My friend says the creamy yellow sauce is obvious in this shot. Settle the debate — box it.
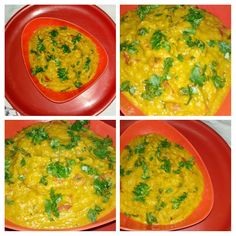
[120,5,231,115]
[5,121,115,229]
[29,26,98,92]
[121,134,204,225]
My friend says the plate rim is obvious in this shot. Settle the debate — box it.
[5,4,116,116]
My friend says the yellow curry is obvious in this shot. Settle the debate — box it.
[120,5,231,115]
[5,121,115,229]
[120,134,204,225]
[29,26,98,92]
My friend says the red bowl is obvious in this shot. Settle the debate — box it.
[120,120,214,230]
[5,120,116,231]
[120,5,231,116]
[21,17,108,103]
[5,5,116,115]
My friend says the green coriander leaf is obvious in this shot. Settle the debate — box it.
[83,57,91,72]
[57,68,68,81]
[87,205,103,222]
[184,8,204,29]
[133,182,150,202]
[190,64,206,86]
[120,80,136,95]
[138,27,149,36]
[31,66,44,75]
[151,30,170,51]
[61,44,71,53]
[141,74,163,100]
[39,176,48,186]
[47,161,72,178]
[50,138,60,149]
[218,41,231,60]
[93,177,112,202]
[72,33,82,44]
[146,212,157,225]
[26,127,49,145]
[172,192,188,209]
[50,30,58,38]
[20,158,26,167]
[120,41,139,54]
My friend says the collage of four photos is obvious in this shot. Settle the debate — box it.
[4,2,231,232]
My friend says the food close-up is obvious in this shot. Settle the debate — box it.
[120,120,230,231]
[121,134,204,225]
[5,5,116,115]
[120,5,231,116]
[28,25,99,93]
[5,120,116,230]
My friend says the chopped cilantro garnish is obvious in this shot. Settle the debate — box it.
[146,212,157,225]
[72,33,82,44]
[87,205,103,222]
[50,30,58,38]
[120,41,139,54]
[57,68,68,81]
[81,164,99,176]
[172,192,188,209]
[26,127,49,145]
[61,44,71,53]
[74,81,83,88]
[151,30,170,51]
[83,57,91,72]
[47,161,72,178]
[120,80,136,95]
[137,5,159,21]
[39,176,48,186]
[184,7,204,29]
[180,86,198,105]
[133,182,150,202]
[31,66,44,75]
[218,41,231,60]
[141,74,163,100]
[189,64,206,87]
[93,177,112,202]
[37,37,46,52]
[138,27,149,36]
[45,188,62,220]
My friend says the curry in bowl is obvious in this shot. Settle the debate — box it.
[120,133,204,225]
[120,5,231,115]
[29,26,99,92]
[5,120,115,229]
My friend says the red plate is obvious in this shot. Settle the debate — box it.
[22,17,108,103]
[120,120,231,230]
[5,120,116,231]
[120,120,214,231]
[5,5,115,115]
[120,5,231,116]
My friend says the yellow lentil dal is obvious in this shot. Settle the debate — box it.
[120,5,231,115]
[29,26,98,92]
[120,133,204,225]
[5,121,115,229]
